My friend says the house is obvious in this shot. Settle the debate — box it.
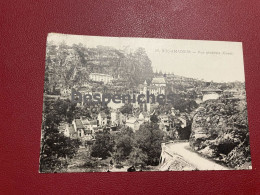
[138,112,144,120]
[138,112,150,122]
[201,85,222,101]
[89,73,113,84]
[64,124,77,138]
[72,119,85,138]
[111,110,124,126]
[223,89,242,99]
[81,117,94,135]
[139,79,166,96]
[149,85,165,95]
[97,112,107,127]
[151,77,167,87]
[90,120,98,128]
[158,114,172,131]
[65,119,96,146]
[125,117,141,132]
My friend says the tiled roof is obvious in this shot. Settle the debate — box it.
[126,117,137,124]
[75,119,85,129]
[90,120,97,126]
[99,112,107,118]
[201,86,222,92]
[82,120,90,125]
[81,118,90,125]
[85,130,92,134]
[152,77,166,84]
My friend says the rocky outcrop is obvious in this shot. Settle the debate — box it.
[189,98,251,169]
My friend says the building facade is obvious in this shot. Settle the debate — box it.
[89,73,113,84]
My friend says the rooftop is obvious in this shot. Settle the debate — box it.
[126,117,137,124]
[152,77,166,84]
[90,120,97,126]
[90,73,113,77]
[74,119,85,129]
[67,125,77,136]
[99,112,107,118]
[201,85,222,93]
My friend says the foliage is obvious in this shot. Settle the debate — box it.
[150,114,159,123]
[171,93,198,112]
[89,123,164,167]
[128,147,148,167]
[119,103,133,115]
[91,132,114,159]
[45,42,154,92]
[40,99,80,173]
[135,122,164,166]
[189,99,251,168]
[112,127,134,163]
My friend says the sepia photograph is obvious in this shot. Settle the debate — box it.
[39,33,251,173]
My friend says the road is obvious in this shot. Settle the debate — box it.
[166,142,229,170]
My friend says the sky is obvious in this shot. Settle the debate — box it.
[47,33,246,82]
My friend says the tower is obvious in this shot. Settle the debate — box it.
[143,80,147,93]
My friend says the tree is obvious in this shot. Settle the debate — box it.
[135,122,164,165]
[91,132,114,159]
[128,147,148,167]
[40,128,81,172]
[150,114,159,123]
[57,41,69,67]
[119,103,133,115]
[112,127,134,162]
[40,99,81,173]
[132,47,153,84]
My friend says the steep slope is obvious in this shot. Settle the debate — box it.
[189,98,251,169]
[45,42,154,92]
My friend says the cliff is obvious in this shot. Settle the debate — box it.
[45,43,154,92]
[189,98,251,169]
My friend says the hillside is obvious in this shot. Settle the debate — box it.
[189,98,251,169]
[44,42,154,92]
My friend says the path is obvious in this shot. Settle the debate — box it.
[165,142,229,170]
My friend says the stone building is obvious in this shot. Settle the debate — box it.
[139,77,166,96]
[89,73,113,84]
[201,85,222,101]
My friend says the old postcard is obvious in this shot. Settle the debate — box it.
[39,33,251,173]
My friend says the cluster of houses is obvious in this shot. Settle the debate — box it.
[59,74,239,106]
[63,110,116,134]
[55,72,247,147]
[62,101,191,146]
[63,109,152,145]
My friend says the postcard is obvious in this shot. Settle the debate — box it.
[39,33,251,173]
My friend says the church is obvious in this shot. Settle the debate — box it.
[139,77,167,96]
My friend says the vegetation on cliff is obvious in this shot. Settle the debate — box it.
[45,42,154,91]
[189,98,251,169]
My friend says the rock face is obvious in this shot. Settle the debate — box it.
[189,98,251,169]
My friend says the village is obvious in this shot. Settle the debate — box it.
[49,72,237,145]
[42,69,246,171]
[40,41,249,172]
